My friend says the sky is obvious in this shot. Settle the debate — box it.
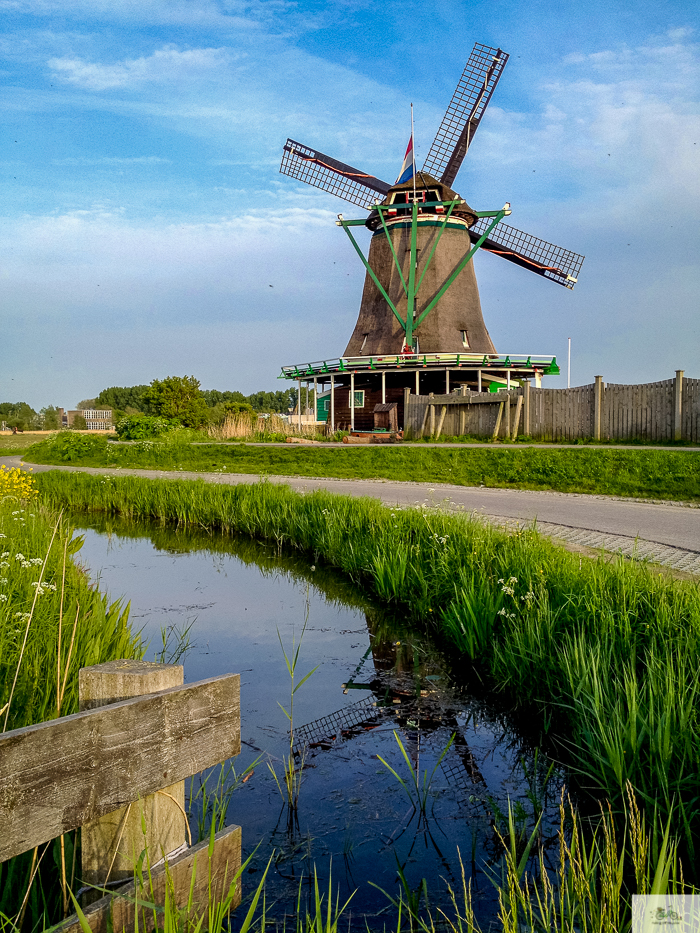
[1,0,699,409]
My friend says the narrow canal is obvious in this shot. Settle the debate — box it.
[73,513,565,927]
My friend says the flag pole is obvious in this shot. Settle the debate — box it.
[411,102,417,201]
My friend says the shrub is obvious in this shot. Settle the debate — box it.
[115,414,179,440]
[37,432,110,462]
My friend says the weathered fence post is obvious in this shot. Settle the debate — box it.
[674,370,684,441]
[511,394,523,441]
[492,401,504,441]
[79,660,186,899]
[459,384,468,436]
[523,380,530,437]
[594,376,604,441]
[429,393,436,437]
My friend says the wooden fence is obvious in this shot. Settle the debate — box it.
[404,371,700,443]
[0,659,241,933]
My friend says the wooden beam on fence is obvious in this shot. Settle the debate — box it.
[674,370,684,441]
[80,661,186,895]
[511,395,523,441]
[594,376,604,441]
[523,380,530,436]
[459,385,468,435]
[435,405,448,438]
[492,402,504,441]
[429,393,436,436]
[55,824,242,933]
[419,398,430,439]
[0,672,240,863]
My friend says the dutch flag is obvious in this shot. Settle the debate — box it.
[395,136,415,185]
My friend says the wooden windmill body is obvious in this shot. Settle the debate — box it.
[278,43,584,432]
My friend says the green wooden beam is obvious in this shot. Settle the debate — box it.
[413,209,508,330]
[337,217,407,335]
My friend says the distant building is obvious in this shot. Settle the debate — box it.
[58,408,113,430]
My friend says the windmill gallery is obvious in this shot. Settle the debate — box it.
[278,42,585,434]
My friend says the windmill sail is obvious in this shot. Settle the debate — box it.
[469,217,585,289]
[422,43,509,187]
[280,139,390,209]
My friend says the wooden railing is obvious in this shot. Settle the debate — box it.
[0,659,242,932]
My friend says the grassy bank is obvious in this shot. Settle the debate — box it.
[24,432,700,500]
[35,470,700,868]
[0,467,143,922]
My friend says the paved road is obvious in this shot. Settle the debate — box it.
[4,455,699,575]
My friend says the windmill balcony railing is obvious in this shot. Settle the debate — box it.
[279,352,560,380]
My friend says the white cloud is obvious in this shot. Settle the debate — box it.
[48,45,229,90]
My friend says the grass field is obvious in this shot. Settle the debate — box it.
[23,431,700,500]
[35,469,700,877]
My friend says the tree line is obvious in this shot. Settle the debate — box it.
[1,378,299,431]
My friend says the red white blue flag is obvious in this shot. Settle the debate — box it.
[395,136,415,184]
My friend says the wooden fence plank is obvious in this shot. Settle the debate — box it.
[0,673,241,862]
[55,824,242,933]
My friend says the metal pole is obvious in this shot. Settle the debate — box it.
[297,379,302,431]
[477,370,482,393]
[415,370,419,395]
[330,377,335,432]
[382,371,386,404]
[568,338,571,389]
[350,372,355,432]
[506,370,511,390]
[313,376,317,425]
[445,369,450,394]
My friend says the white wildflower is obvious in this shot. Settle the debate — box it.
[508,576,518,584]
[15,554,25,561]
[0,594,7,602]
[0,562,9,569]
[501,585,514,596]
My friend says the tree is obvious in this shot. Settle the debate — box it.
[95,385,150,413]
[0,401,38,431]
[143,376,208,428]
[71,414,87,430]
[40,406,61,429]
[76,398,97,410]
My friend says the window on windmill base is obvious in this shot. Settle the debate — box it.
[461,330,470,349]
[360,334,369,353]
[352,390,365,408]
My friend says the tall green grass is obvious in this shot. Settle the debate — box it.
[24,431,700,500]
[33,470,700,877]
[0,494,143,923]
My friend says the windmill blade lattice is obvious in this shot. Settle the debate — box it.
[422,43,509,187]
[470,217,585,289]
[280,139,391,210]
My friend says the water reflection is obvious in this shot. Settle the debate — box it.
[72,511,565,928]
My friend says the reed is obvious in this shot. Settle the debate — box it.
[208,412,326,441]
[33,470,700,876]
[0,489,143,923]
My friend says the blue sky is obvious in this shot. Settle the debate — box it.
[1,0,698,408]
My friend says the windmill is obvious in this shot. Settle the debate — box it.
[278,43,585,432]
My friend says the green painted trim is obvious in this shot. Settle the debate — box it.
[371,219,470,237]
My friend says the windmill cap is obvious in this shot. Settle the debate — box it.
[366,173,478,231]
